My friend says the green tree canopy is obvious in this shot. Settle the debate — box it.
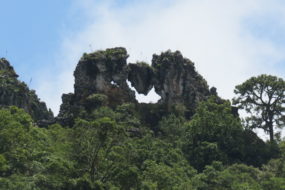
[233,74,285,142]
[183,97,244,170]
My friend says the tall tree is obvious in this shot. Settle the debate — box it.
[233,74,285,142]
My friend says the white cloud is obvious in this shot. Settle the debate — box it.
[35,0,285,139]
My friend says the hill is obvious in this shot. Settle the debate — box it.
[0,48,284,190]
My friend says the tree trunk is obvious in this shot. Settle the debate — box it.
[268,122,274,143]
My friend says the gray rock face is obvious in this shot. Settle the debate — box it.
[74,47,136,104]
[0,58,18,77]
[127,50,210,113]
[58,48,137,125]
[57,93,77,126]
[0,58,53,121]
[128,62,154,95]
[152,50,210,110]
[58,47,211,125]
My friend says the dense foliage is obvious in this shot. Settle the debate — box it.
[0,94,285,189]
[2,48,285,189]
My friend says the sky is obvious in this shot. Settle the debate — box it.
[1,0,285,138]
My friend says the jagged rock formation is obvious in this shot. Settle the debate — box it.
[0,58,53,122]
[0,49,234,127]
[128,62,154,95]
[153,50,209,109]
[74,48,136,104]
[128,50,210,114]
[58,48,211,125]
[128,51,210,108]
[58,48,136,125]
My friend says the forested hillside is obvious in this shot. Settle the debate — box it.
[0,48,285,190]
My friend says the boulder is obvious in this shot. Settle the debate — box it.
[128,62,154,95]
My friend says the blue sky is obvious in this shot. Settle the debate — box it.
[1,1,79,81]
[1,0,285,122]
[0,0,110,83]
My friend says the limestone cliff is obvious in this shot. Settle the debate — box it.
[128,62,154,95]
[74,47,136,104]
[58,47,211,125]
[128,50,210,116]
[58,48,136,125]
[0,58,53,121]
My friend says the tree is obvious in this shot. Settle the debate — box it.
[72,115,126,184]
[233,74,285,142]
[0,107,75,190]
[192,162,262,190]
[183,97,244,170]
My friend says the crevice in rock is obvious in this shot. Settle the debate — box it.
[127,80,161,103]
[111,80,119,87]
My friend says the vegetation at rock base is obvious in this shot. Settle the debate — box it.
[0,99,284,189]
[1,48,285,189]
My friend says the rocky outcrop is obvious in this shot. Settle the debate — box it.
[0,58,53,122]
[152,50,209,110]
[74,48,135,103]
[58,48,211,125]
[128,50,210,115]
[58,48,137,125]
[128,62,154,95]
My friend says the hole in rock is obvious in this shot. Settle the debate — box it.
[127,80,161,103]
[111,80,119,87]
